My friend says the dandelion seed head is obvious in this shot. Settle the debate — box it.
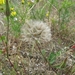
[21,20,52,44]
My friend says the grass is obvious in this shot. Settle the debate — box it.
[0,0,75,75]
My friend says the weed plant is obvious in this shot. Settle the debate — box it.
[0,0,75,75]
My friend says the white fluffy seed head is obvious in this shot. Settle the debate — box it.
[21,20,51,44]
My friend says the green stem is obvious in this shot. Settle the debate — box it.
[5,0,10,58]
[6,17,9,58]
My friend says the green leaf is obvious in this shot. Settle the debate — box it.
[48,52,56,64]
[0,38,2,42]
[0,35,6,43]
[56,50,61,57]
[48,51,61,64]
[59,58,67,68]
[41,49,46,55]
[71,64,75,73]
[0,50,3,54]
[1,35,5,41]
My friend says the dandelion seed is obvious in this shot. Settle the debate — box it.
[14,17,18,21]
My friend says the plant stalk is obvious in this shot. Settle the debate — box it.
[5,0,10,58]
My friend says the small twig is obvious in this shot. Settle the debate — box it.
[65,66,73,75]
[7,58,19,75]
